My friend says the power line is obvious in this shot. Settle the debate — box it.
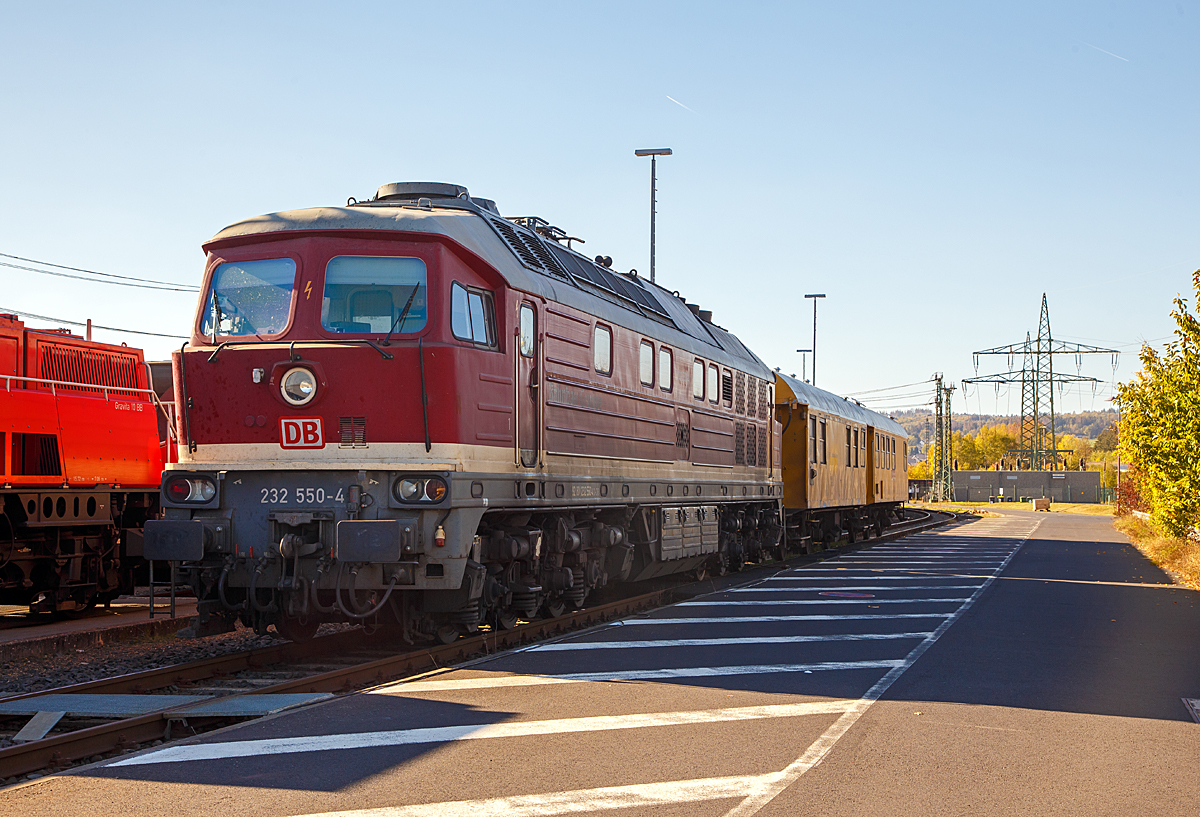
[0,251,199,292]
[844,378,935,396]
[0,306,188,339]
[0,260,197,293]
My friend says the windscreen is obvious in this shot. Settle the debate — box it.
[321,256,427,335]
[201,258,297,337]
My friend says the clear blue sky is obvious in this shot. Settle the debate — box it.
[2,2,1195,418]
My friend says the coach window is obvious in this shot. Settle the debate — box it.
[708,364,719,404]
[810,416,818,463]
[860,427,867,465]
[203,257,298,337]
[721,369,733,408]
[450,282,497,348]
[518,304,535,357]
[594,325,612,375]
[845,427,852,467]
[693,360,704,399]
[819,419,828,464]
[853,428,859,467]
[659,347,673,391]
[639,341,654,386]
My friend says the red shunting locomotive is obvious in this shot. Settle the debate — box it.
[146,182,784,642]
[0,314,165,613]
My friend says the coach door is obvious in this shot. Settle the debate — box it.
[865,427,876,504]
[516,302,540,468]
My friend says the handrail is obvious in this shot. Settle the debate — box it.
[1,373,155,400]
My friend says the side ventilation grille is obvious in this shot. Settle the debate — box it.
[38,344,140,393]
[758,381,770,420]
[338,416,368,448]
[735,372,746,415]
[758,427,768,467]
[734,423,745,466]
[746,424,757,469]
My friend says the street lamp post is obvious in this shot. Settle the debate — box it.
[634,148,672,283]
[804,294,826,386]
[795,348,811,383]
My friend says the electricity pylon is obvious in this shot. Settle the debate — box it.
[933,373,955,501]
[962,294,1118,470]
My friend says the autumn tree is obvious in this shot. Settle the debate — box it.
[1117,270,1200,537]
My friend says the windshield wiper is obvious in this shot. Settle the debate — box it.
[381,284,421,347]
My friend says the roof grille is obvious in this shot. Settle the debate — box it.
[488,218,571,282]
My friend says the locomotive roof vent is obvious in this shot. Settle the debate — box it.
[369,182,501,215]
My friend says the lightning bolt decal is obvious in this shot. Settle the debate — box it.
[304,280,313,300]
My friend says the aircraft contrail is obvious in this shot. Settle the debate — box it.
[666,95,697,113]
[1079,40,1130,62]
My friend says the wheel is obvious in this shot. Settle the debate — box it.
[274,615,320,642]
[541,597,566,619]
[435,625,459,644]
[495,609,520,630]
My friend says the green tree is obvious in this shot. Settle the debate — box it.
[1117,270,1200,537]
[1095,424,1118,452]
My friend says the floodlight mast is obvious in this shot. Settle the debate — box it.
[635,148,672,283]
[804,294,826,386]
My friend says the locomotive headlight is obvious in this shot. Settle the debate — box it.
[281,367,318,406]
[396,478,424,501]
[424,477,447,502]
[164,475,217,504]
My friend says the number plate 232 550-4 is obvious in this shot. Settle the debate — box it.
[260,487,345,505]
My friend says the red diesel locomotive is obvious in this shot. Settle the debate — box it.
[145,182,785,641]
[0,314,165,612]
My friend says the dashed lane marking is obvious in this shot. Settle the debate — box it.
[525,632,933,651]
[110,700,857,767]
[730,585,984,592]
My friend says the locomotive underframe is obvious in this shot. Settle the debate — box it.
[0,489,152,611]
[149,467,783,641]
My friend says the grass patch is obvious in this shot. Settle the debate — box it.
[1113,515,1200,591]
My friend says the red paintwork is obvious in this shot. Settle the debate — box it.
[180,234,514,451]
[0,314,164,488]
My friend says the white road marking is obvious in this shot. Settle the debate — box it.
[678,598,970,606]
[730,585,983,592]
[110,701,856,767]
[526,632,932,651]
[620,613,953,625]
[288,773,780,817]
[719,518,1043,817]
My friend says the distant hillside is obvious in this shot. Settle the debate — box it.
[893,409,1117,458]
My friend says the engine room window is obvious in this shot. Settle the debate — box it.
[639,341,654,386]
[693,360,704,399]
[202,257,297,337]
[658,347,673,391]
[321,256,428,336]
[708,364,719,404]
[594,325,612,374]
[518,304,535,357]
[449,283,498,347]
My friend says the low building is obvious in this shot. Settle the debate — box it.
[952,470,1102,503]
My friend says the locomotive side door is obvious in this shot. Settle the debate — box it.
[516,301,540,469]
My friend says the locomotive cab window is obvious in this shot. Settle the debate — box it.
[658,347,673,391]
[693,359,704,399]
[322,256,429,336]
[639,341,654,386]
[594,325,612,374]
[451,282,497,348]
[202,257,297,337]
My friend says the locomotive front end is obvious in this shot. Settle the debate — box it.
[146,187,503,641]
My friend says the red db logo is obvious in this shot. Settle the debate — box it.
[280,418,324,449]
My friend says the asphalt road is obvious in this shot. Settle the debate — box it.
[3,508,1198,816]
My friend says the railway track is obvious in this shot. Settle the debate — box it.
[0,506,956,783]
